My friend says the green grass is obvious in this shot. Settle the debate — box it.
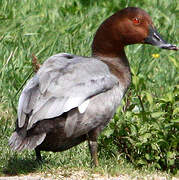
[0,0,178,178]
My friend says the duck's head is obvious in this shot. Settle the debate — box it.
[92,7,178,57]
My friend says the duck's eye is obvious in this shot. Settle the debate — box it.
[132,18,140,25]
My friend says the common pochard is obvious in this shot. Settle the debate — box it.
[9,7,178,166]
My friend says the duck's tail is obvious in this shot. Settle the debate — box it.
[9,131,46,151]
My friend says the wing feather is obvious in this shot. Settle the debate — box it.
[18,53,118,130]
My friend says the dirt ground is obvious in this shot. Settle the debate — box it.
[0,173,178,180]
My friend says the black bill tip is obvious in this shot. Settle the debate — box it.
[144,25,178,51]
[160,44,178,51]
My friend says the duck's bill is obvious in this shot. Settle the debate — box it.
[144,26,178,51]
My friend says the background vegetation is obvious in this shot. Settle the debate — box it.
[0,0,178,178]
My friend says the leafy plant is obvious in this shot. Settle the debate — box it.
[99,55,179,174]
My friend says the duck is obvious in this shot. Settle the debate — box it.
[9,7,178,166]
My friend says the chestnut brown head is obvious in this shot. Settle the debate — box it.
[92,7,178,57]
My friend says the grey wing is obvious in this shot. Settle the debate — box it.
[17,53,118,130]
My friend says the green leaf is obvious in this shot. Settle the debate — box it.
[151,112,166,118]
[151,144,159,151]
[155,156,160,160]
[167,151,175,159]
[102,128,114,138]
[146,92,153,105]
[145,153,151,160]
[137,159,147,165]
[171,119,179,123]
[173,107,179,115]
[142,133,152,140]
[169,57,179,68]
[132,75,139,90]
[168,159,175,166]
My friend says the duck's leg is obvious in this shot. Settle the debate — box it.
[88,140,99,166]
[88,127,100,166]
[35,148,42,161]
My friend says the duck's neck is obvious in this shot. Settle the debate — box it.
[92,49,131,91]
[91,13,131,91]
